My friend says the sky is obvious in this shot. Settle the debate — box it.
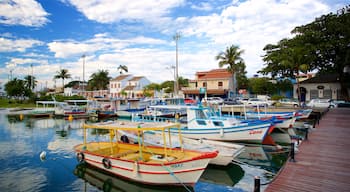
[0,0,348,89]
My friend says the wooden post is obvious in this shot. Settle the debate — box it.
[254,176,260,192]
[290,142,296,162]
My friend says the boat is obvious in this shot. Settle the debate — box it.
[137,105,274,144]
[74,120,218,186]
[117,128,244,166]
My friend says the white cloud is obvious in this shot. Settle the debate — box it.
[0,37,43,52]
[177,0,331,76]
[48,35,168,58]
[0,0,49,27]
[5,58,48,68]
[66,0,185,23]
[190,2,213,11]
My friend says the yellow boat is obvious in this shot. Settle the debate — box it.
[74,121,218,186]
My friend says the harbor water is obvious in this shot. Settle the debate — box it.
[0,112,289,192]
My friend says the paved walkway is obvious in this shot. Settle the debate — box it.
[265,108,350,192]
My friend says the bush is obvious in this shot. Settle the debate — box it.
[271,95,284,101]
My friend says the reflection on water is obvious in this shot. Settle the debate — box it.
[74,163,194,192]
[0,113,289,192]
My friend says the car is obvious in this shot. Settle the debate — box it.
[242,98,269,106]
[306,99,336,108]
[278,98,300,108]
[184,98,197,105]
[201,97,224,105]
[223,98,238,105]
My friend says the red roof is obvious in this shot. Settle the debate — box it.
[196,69,232,80]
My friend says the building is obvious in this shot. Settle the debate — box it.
[109,74,150,98]
[294,73,342,101]
[182,69,233,100]
[109,75,133,98]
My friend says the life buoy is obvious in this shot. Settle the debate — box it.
[102,158,112,169]
[76,152,85,163]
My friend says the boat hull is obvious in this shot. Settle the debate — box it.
[74,142,216,186]
[170,123,272,144]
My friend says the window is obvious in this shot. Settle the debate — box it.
[203,82,207,87]
[218,82,223,89]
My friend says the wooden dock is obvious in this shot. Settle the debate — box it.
[265,108,350,192]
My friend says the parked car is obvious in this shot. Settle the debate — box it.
[223,98,238,105]
[184,98,197,105]
[278,98,299,108]
[201,97,224,105]
[242,98,269,106]
[307,99,336,108]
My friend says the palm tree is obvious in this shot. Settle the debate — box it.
[88,70,111,90]
[24,75,37,90]
[54,69,71,92]
[216,45,245,95]
[117,65,128,74]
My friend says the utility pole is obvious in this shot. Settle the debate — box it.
[82,54,86,97]
[173,32,181,97]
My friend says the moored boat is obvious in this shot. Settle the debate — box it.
[74,121,218,186]
[137,105,274,144]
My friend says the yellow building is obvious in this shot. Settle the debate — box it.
[182,69,233,99]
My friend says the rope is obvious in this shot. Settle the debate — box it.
[143,146,193,192]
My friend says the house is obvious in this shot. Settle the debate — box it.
[182,69,233,100]
[294,73,342,101]
[109,75,150,98]
[109,75,133,98]
[123,76,151,98]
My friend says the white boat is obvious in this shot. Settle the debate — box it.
[74,121,218,186]
[245,111,297,129]
[117,129,244,166]
[137,105,274,144]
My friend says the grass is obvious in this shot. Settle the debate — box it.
[0,98,36,108]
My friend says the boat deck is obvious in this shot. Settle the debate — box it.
[265,108,350,192]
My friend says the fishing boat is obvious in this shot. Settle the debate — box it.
[137,105,274,144]
[117,129,245,166]
[74,121,218,186]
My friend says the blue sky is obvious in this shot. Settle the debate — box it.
[0,0,348,89]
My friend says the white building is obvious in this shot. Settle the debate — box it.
[109,75,150,98]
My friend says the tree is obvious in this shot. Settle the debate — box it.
[117,65,128,74]
[260,37,311,104]
[88,70,111,90]
[24,75,37,90]
[248,77,276,95]
[261,7,350,100]
[54,69,71,92]
[216,45,247,94]
[5,78,31,98]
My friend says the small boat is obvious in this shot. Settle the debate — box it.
[74,121,218,186]
[117,129,244,166]
[137,105,274,144]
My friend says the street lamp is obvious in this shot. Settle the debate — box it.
[166,65,176,97]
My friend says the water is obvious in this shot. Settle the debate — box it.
[0,112,289,192]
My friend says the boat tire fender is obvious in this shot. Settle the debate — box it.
[102,158,112,169]
[121,135,129,143]
[76,152,85,163]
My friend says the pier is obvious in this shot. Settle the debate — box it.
[265,108,350,192]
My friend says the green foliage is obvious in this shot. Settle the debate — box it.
[248,77,276,95]
[216,45,248,90]
[54,69,71,91]
[260,7,350,99]
[5,78,33,98]
[87,70,111,90]
[271,95,284,101]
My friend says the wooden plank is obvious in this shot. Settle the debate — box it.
[265,108,350,192]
